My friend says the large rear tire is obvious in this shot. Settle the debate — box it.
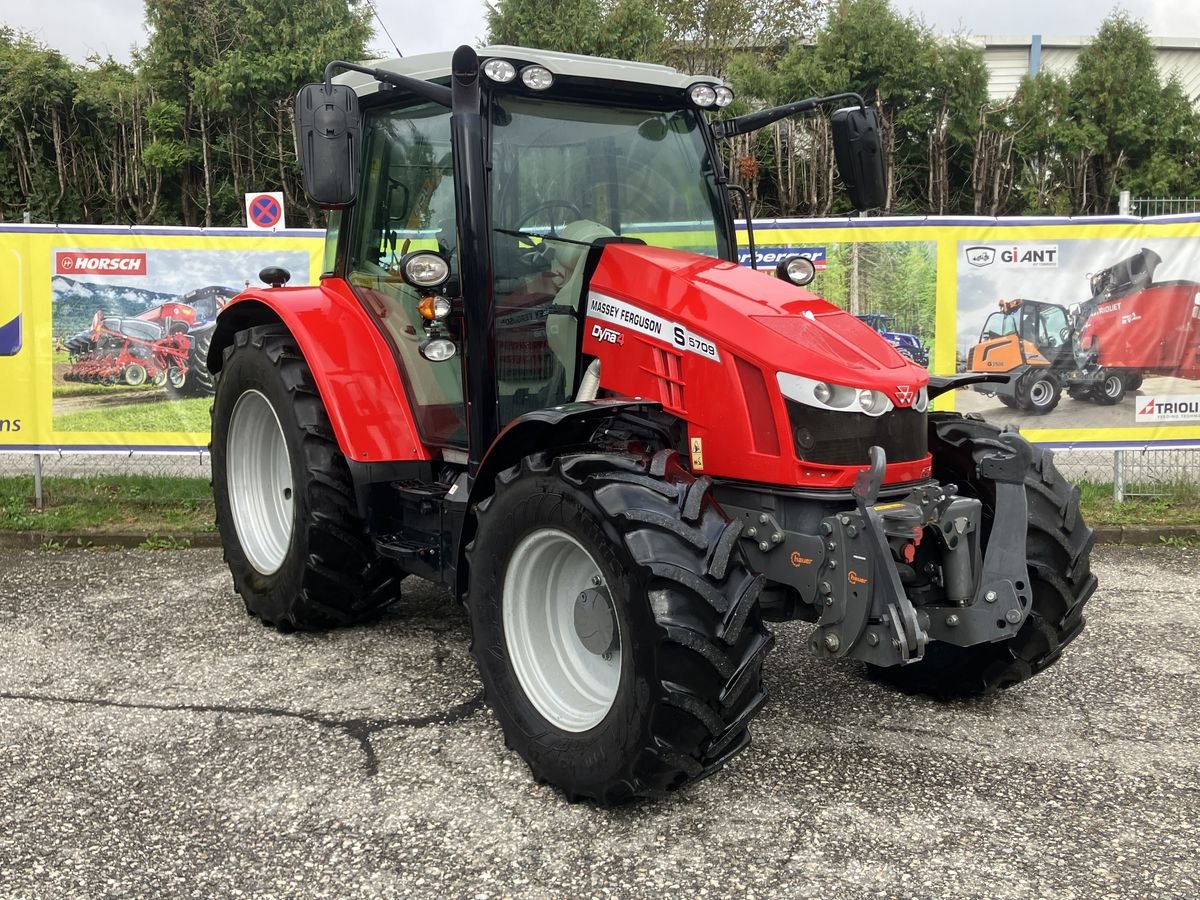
[211,325,398,630]
[466,449,773,803]
[868,414,1096,699]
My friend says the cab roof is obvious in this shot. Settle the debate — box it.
[337,45,723,99]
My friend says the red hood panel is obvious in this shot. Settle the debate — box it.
[589,243,925,392]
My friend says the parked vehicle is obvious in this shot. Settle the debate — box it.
[856,313,928,365]
[207,45,1095,803]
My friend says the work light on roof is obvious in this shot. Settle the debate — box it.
[714,85,735,107]
[483,59,516,83]
[688,84,717,107]
[521,65,554,90]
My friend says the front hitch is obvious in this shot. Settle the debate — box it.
[804,438,1033,667]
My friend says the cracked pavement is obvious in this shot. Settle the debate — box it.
[0,546,1196,899]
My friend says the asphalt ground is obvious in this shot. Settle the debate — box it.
[0,546,1196,899]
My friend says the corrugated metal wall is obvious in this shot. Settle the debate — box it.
[978,37,1200,104]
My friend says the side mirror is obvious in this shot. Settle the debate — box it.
[294,82,363,208]
[831,106,885,211]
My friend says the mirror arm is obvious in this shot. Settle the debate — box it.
[713,92,865,138]
[323,60,452,108]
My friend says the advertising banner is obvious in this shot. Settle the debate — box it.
[4,218,1200,454]
[0,225,322,452]
[741,217,1200,449]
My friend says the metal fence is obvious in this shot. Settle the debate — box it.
[1127,196,1200,217]
[1,445,1194,512]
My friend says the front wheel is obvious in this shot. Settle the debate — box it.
[868,414,1096,699]
[466,450,773,803]
[1018,370,1061,414]
[210,325,397,630]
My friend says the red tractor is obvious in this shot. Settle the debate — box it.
[207,46,1095,803]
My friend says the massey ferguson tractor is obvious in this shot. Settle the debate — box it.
[207,46,1096,803]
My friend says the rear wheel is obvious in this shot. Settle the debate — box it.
[868,414,1096,699]
[466,450,773,803]
[1124,372,1144,392]
[1093,370,1126,405]
[1067,385,1093,401]
[211,325,397,630]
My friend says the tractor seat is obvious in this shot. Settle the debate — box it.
[546,219,615,384]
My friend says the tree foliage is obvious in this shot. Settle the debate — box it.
[2,2,1199,224]
[0,1,371,226]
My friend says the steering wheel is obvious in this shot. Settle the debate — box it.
[516,201,585,234]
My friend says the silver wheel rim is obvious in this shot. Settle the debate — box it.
[1105,377,1122,398]
[503,528,621,732]
[124,364,147,386]
[227,389,295,576]
[168,366,185,388]
[1029,379,1053,406]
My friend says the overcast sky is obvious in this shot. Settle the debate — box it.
[4,0,1200,65]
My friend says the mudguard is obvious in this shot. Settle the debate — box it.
[208,279,429,464]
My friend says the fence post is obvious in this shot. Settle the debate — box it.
[33,453,44,511]
[1118,190,1131,216]
[1113,450,1125,503]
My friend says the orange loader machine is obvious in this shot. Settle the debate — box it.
[207,46,1096,803]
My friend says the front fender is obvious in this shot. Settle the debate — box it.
[209,279,429,464]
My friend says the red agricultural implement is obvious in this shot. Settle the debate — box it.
[207,45,1095,803]
[62,285,238,394]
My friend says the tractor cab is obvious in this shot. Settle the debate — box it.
[972,298,1074,371]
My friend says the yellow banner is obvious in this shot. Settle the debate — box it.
[0,226,323,450]
[4,219,1199,453]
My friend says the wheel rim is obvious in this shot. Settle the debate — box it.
[1028,379,1053,406]
[124,364,147,386]
[226,389,295,576]
[1105,376,1122,398]
[502,528,622,732]
[168,366,186,388]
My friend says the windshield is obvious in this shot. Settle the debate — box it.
[489,95,728,260]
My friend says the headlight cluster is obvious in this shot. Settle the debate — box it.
[777,373,928,417]
[688,83,735,108]
[482,58,554,90]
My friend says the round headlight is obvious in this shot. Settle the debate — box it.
[858,389,889,415]
[776,255,816,287]
[714,85,735,107]
[521,65,554,90]
[401,251,450,288]
[419,337,457,362]
[688,84,717,107]
[483,59,516,83]
[813,381,833,405]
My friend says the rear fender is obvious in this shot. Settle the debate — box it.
[209,281,429,463]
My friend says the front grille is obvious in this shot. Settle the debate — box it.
[784,400,927,466]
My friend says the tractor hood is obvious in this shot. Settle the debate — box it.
[582,243,932,488]
[585,242,928,404]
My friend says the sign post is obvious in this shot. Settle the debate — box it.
[245,192,286,231]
